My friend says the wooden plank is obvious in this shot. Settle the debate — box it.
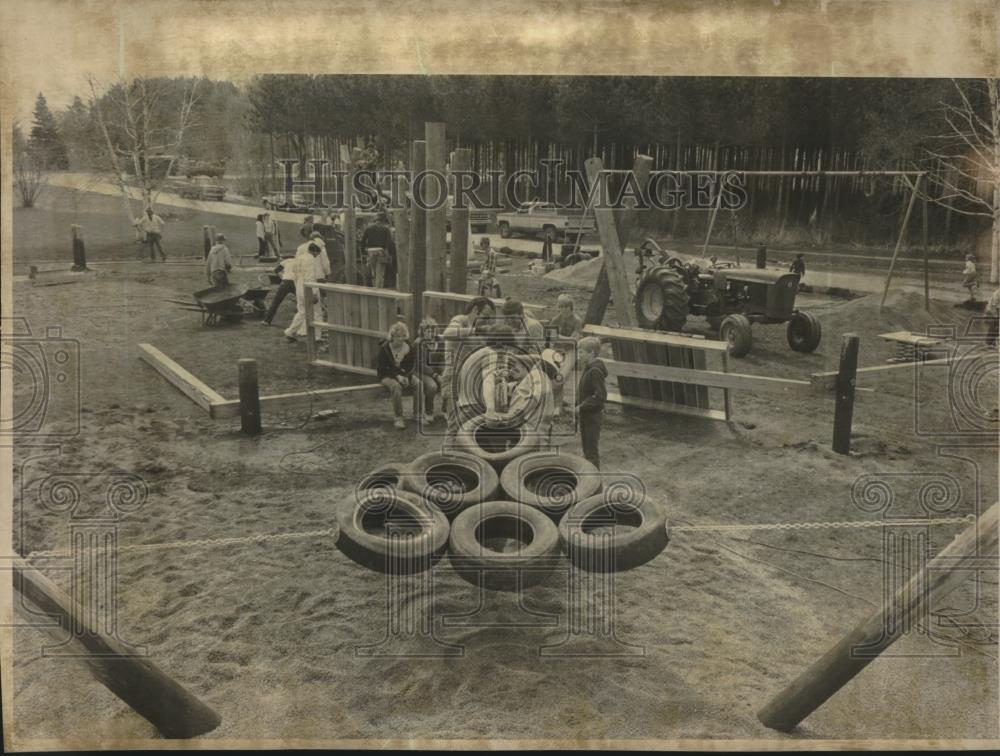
[584,324,728,351]
[450,147,472,294]
[691,345,711,408]
[664,344,689,406]
[584,158,636,327]
[604,359,814,395]
[424,289,543,314]
[12,558,221,737]
[304,283,317,364]
[392,171,411,295]
[138,343,226,413]
[343,148,360,285]
[311,281,412,299]
[721,351,733,421]
[312,321,386,339]
[810,350,992,391]
[309,359,377,377]
[425,122,448,293]
[606,390,728,422]
[409,140,427,328]
[210,382,385,419]
[759,501,999,732]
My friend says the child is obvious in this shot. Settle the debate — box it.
[415,316,446,424]
[963,255,979,302]
[548,293,583,416]
[375,321,425,429]
[574,336,607,469]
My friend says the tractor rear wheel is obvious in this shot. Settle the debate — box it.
[786,311,822,353]
[719,314,753,357]
[634,265,689,332]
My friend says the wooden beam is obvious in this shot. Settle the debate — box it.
[809,349,994,392]
[584,157,637,328]
[309,281,412,298]
[238,358,262,435]
[880,173,923,311]
[138,343,227,412]
[425,122,448,293]
[409,140,428,330]
[604,359,813,395]
[449,147,472,294]
[392,171,411,295]
[209,382,386,419]
[343,147,362,285]
[759,501,999,732]
[13,558,221,738]
[309,358,377,377]
[584,324,728,352]
[310,321,387,339]
[606,390,728,421]
[831,334,860,454]
[585,154,653,326]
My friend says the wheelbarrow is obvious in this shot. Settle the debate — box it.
[166,284,269,326]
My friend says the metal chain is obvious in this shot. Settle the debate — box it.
[22,527,339,560]
[671,514,975,534]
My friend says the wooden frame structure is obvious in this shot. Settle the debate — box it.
[421,290,544,329]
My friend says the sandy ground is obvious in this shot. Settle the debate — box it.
[7,237,999,746]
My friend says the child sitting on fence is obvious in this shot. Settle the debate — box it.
[376,321,439,430]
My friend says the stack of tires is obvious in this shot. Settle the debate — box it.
[336,420,670,590]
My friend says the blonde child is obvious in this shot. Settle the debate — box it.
[548,293,583,416]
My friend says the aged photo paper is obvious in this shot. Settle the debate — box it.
[1,0,998,750]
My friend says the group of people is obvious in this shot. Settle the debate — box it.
[373,294,608,469]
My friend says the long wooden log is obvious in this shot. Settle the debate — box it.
[449,147,472,294]
[138,343,227,412]
[210,382,387,419]
[758,501,999,732]
[392,172,411,294]
[880,173,923,310]
[425,122,448,293]
[603,358,813,395]
[343,147,362,285]
[409,140,428,330]
[584,157,637,328]
[13,558,222,738]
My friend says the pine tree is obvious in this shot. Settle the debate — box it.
[29,92,69,169]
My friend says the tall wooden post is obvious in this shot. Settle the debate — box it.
[425,122,448,293]
[202,225,212,258]
[449,147,472,294]
[585,154,652,326]
[409,140,428,330]
[70,224,88,271]
[238,358,262,435]
[831,333,860,454]
[700,184,724,257]
[759,501,999,732]
[880,173,923,310]
[922,196,930,311]
[392,172,411,295]
[584,157,638,328]
[344,147,362,286]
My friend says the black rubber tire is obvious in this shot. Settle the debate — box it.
[786,311,822,353]
[456,415,540,469]
[634,265,689,332]
[336,489,449,574]
[499,451,602,521]
[448,501,562,591]
[499,222,511,239]
[356,462,407,495]
[719,314,753,358]
[559,491,669,572]
[402,450,500,520]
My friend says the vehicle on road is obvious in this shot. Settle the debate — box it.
[169,176,227,201]
[446,199,493,233]
[496,200,595,243]
[632,239,821,358]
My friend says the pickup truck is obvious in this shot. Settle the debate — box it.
[170,176,226,201]
[495,201,595,242]
[445,198,493,233]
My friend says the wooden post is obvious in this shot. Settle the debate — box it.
[303,284,317,364]
[425,122,447,293]
[13,559,222,738]
[585,154,652,326]
[344,147,361,286]
[203,225,211,258]
[759,501,999,732]
[392,172,411,295]
[449,147,472,294]
[238,358,262,435]
[700,184,724,257]
[409,140,428,331]
[70,225,88,271]
[880,173,923,310]
[831,333,859,454]
[584,157,638,328]
[922,196,930,311]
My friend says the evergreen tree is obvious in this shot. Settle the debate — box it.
[29,92,69,169]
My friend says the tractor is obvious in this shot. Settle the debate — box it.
[632,239,821,357]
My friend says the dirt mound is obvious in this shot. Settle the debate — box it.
[543,255,603,289]
[816,288,968,343]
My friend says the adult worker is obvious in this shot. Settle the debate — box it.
[361,211,395,289]
[501,298,545,353]
[262,212,281,256]
[205,234,232,287]
[139,207,166,261]
[284,242,322,343]
[790,253,806,281]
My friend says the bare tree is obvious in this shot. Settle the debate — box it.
[87,76,201,229]
[922,78,999,283]
[12,120,47,208]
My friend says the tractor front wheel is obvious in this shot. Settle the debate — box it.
[786,311,822,353]
[634,265,689,332]
[719,314,753,357]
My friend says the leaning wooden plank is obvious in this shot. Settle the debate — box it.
[604,359,814,396]
[584,324,729,351]
[810,350,993,391]
[138,343,227,413]
[210,383,386,419]
[310,358,377,377]
[759,501,999,732]
[12,558,221,738]
[606,390,728,421]
[584,158,637,327]
[312,281,412,298]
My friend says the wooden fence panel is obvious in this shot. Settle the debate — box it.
[306,283,412,376]
[421,291,545,330]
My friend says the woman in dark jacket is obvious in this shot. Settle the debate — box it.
[376,321,438,429]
